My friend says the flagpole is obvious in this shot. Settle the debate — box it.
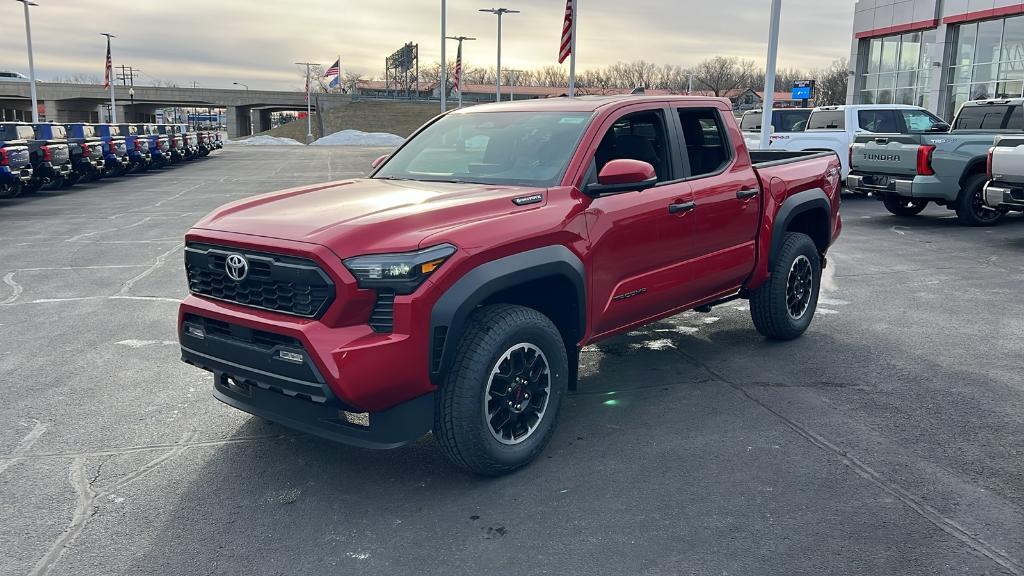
[295,61,315,144]
[440,0,447,112]
[101,33,117,123]
[568,0,577,98]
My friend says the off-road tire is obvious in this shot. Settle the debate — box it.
[21,179,44,195]
[434,304,568,476]
[0,182,21,199]
[956,173,1007,226]
[882,195,928,217]
[750,232,821,341]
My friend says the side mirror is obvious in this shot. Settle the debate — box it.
[585,159,658,196]
[371,154,389,169]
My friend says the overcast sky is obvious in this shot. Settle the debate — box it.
[0,0,856,91]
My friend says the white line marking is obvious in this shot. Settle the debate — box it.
[154,182,205,207]
[1,272,23,305]
[0,419,47,475]
[115,339,178,348]
[65,217,153,243]
[116,242,185,296]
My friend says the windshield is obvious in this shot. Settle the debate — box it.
[374,111,593,187]
[740,112,762,131]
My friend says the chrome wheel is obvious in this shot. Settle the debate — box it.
[484,343,551,445]
[971,187,1006,222]
[786,255,813,321]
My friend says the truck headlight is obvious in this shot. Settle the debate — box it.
[343,244,456,294]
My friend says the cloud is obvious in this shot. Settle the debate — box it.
[0,0,855,90]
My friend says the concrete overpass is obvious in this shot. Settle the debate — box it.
[0,81,352,137]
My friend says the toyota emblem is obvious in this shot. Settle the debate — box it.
[224,253,249,282]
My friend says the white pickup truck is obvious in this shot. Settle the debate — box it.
[984,134,1024,212]
[752,104,949,178]
[740,108,812,150]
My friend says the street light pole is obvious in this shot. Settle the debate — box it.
[445,36,476,108]
[479,8,519,102]
[295,62,315,144]
[233,82,249,90]
[16,0,39,122]
[759,0,782,150]
[101,33,117,123]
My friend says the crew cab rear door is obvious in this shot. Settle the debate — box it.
[670,101,761,298]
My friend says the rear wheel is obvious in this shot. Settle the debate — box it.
[434,304,568,476]
[750,232,821,341]
[21,178,44,195]
[956,173,1007,226]
[882,195,928,216]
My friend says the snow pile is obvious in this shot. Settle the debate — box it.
[228,135,303,146]
[312,129,405,147]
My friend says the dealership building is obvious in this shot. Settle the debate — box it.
[848,0,1024,119]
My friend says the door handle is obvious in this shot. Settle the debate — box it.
[736,188,758,199]
[668,201,695,214]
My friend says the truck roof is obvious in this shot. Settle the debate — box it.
[449,95,731,115]
[812,104,924,112]
[961,98,1024,107]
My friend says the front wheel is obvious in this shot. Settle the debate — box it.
[434,304,568,476]
[883,195,928,216]
[750,232,822,341]
[956,174,1007,226]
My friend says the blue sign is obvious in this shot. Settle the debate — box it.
[792,80,814,100]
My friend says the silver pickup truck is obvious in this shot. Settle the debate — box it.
[847,98,1023,226]
[984,135,1024,212]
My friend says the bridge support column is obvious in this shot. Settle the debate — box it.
[226,105,253,139]
[256,110,273,133]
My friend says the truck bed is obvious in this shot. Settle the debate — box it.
[749,150,837,167]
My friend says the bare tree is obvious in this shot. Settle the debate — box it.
[51,73,101,84]
[693,56,755,96]
[812,58,849,106]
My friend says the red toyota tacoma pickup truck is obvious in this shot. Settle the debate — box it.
[178,96,842,475]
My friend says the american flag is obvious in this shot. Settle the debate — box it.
[558,0,573,64]
[103,37,112,89]
[304,73,309,102]
[453,43,463,94]
[324,59,340,78]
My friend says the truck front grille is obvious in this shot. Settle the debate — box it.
[185,243,335,318]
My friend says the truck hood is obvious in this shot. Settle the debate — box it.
[192,178,548,255]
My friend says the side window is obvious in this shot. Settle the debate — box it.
[1006,106,1023,131]
[777,110,810,132]
[593,110,672,182]
[677,107,731,178]
[954,106,1010,130]
[858,109,900,132]
[807,110,846,130]
[901,110,947,133]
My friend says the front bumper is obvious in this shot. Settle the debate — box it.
[983,182,1024,210]
[179,312,434,449]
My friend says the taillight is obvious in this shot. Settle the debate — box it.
[41,145,52,162]
[986,147,994,179]
[80,143,90,156]
[134,139,143,152]
[0,148,8,166]
[916,145,935,176]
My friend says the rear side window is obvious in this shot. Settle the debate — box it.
[807,110,845,130]
[953,105,1011,130]
[901,109,948,133]
[677,107,731,178]
[1007,106,1023,131]
[858,110,900,133]
[739,112,761,131]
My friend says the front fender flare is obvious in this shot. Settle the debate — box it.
[429,245,585,385]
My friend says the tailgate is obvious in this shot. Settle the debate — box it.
[5,146,30,169]
[850,134,921,176]
[991,136,1024,185]
[48,143,70,165]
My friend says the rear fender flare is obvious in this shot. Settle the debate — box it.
[428,245,585,385]
[769,188,831,268]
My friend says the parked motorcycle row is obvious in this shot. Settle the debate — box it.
[0,122,223,199]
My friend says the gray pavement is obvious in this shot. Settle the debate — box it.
[1,145,1022,576]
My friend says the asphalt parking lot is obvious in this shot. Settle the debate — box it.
[1,145,1022,576]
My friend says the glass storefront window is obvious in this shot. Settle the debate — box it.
[976,19,1004,64]
[900,32,922,71]
[881,37,899,73]
[954,23,979,66]
[868,38,883,74]
[897,71,918,88]
[970,82,995,99]
[996,80,1023,98]
[896,87,915,105]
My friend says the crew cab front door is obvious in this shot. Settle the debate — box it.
[578,104,702,339]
